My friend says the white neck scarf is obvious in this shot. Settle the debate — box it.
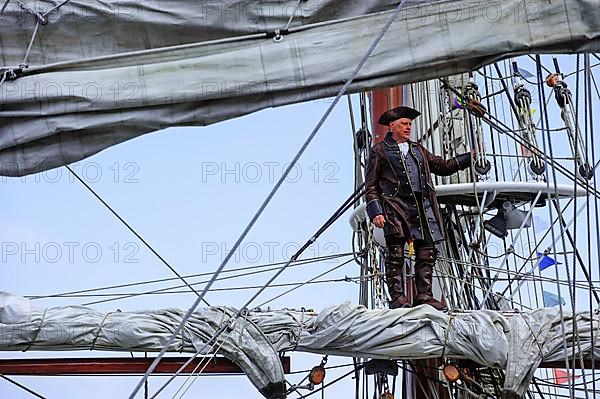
[398,142,409,157]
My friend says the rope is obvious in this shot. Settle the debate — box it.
[78,255,358,306]
[170,336,227,399]
[65,165,208,305]
[14,0,73,65]
[0,375,47,399]
[256,258,356,307]
[31,252,353,301]
[1,0,10,12]
[22,20,39,65]
[440,312,456,359]
[536,55,576,398]
[22,308,47,352]
[55,274,367,301]
[283,0,302,31]
[89,311,114,351]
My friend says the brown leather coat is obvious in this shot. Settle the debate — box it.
[365,133,472,242]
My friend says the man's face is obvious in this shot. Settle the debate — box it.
[389,117,412,143]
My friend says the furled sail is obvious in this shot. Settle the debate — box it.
[1,0,599,176]
[1,293,598,397]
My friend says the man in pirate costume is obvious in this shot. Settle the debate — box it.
[365,106,473,310]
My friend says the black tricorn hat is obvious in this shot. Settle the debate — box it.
[378,106,421,126]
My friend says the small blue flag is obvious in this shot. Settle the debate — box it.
[543,290,566,307]
[537,252,561,271]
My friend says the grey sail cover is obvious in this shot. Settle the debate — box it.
[1,293,599,398]
[1,0,599,176]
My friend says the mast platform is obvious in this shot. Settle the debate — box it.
[435,181,588,207]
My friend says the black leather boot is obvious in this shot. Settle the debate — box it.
[413,246,447,311]
[384,245,411,309]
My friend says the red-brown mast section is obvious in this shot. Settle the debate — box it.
[370,87,404,144]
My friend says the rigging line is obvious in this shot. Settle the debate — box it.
[29,252,353,300]
[64,165,208,306]
[22,20,39,65]
[459,266,600,293]
[130,0,411,393]
[476,70,518,81]
[584,52,598,395]
[67,274,368,299]
[535,372,600,388]
[256,258,356,307]
[287,362,358,375]
[461,268,600,292]
[492,197,577,297]
[143,187,365,398]
[563,61,600,79]
[70,255,357,305]
[479,190,543,309]
[537,55,575,398]
[436,266,598,298]
[493,62,521,124]
[551,200,600,305]
[552,56,587,389]
[528,54,553,75]
[502,202,588,305]
[19,0,71,66]
[78,268,366,305]
[590,70,600,102]
[282,0,303,31]
[294,367,362,399]
[490,109,600,198]
[0,375,46,399]
[150,187,365,396]
[20,2,401,76]
[172,347,223,399]
[442,79,596,197]
[172,338,227,399]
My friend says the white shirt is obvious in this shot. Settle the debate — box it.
[398,142,409,157]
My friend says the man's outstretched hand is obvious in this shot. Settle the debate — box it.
[373,215,386,228]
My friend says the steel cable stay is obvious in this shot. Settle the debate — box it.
[568,55,591,394]
[171,337,227,399]
[537,55,577,398]
[26,252,354,301]
[65,165,208,305]
[30,274,370,301]
[64,274,370,303]
[256,258,357,308]
[28,254,358,306]
[583,52,598,396]
[129,1,411,396]
[146,186,365,399]
[0,375,47,399]
[436,266,600,300]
